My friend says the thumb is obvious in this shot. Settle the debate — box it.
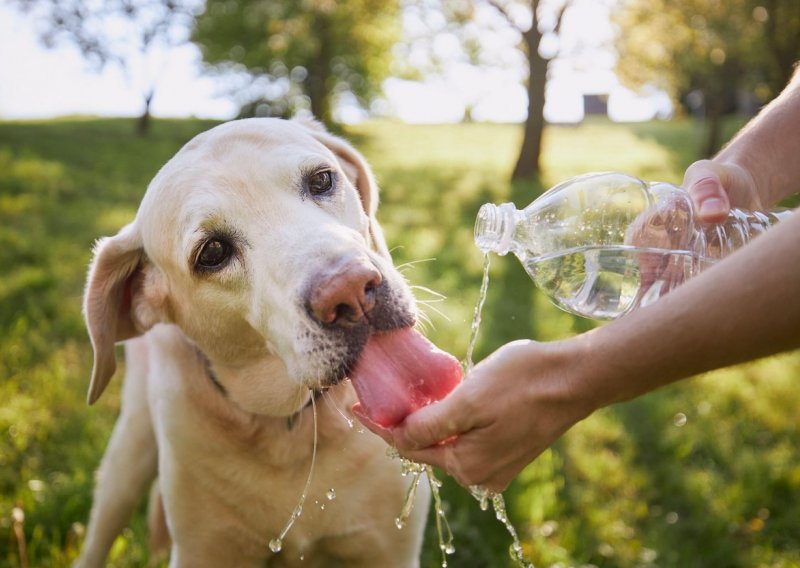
[683,160,731,223]
[393,390,472,451]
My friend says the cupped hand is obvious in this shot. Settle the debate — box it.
[354,340,593,493]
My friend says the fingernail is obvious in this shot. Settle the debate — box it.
[699,197,727,218]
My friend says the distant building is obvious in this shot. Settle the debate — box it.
[583,94,609,116]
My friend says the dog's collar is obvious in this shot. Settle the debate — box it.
[197,347,321,430]
[286,390,323,431]
[205,364,228,396]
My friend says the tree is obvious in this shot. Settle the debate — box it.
[12,0,202,135]
[192,0,400,126]
[614,0,800,156]
[489,0,573,181]
[400,0,575,181]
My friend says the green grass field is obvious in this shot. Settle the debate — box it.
[1,117,798,567]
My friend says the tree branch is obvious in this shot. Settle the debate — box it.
[485,0,527,33]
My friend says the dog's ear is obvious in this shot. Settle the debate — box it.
[295,117,391,259]
[83,222,153,404]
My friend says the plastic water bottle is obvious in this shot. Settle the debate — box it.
[474,172,792,320]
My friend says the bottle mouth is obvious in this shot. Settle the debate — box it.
[474,203,515,255]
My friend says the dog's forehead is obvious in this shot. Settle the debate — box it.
[187,118,321,154]
[175,118,330,177]
[140,118,334,211]
[135,118,361,263]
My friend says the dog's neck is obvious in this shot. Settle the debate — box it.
[202,358,320,430]
[194,345,315,419]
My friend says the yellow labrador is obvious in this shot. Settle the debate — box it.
[76,118,433,567]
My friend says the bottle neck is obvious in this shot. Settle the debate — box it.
[475,202,518,255]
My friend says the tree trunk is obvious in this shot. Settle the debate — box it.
[307,13,333,126]
[136,90,154,136]
[703,92,723,158]
[511,25,548,181]
[702,62,739,157]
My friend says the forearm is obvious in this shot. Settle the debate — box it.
[715,64,800,206]
[569,210,800,409]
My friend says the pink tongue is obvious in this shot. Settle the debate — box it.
[349,328,463,428]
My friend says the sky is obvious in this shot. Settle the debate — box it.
[0,1,671,124]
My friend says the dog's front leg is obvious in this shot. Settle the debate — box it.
[75,338,159,568]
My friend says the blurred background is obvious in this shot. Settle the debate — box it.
[1,0,799,566]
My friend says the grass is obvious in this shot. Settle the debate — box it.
[1,116,798,567]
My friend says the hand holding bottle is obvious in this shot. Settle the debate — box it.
[684,160,771,222]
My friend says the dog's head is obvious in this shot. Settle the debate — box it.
[83,118,416,416]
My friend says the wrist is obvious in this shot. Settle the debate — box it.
[541,335,608,420]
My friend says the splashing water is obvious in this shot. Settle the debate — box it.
[268,394,318,554]
[469,486,531,567]
[390,252,532,567]
[391,450,455,567]
[464,254,533,568]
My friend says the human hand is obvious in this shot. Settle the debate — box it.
[683,160,762,223]
[354,340,593,493]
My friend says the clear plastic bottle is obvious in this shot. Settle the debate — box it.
[475,172,792,320]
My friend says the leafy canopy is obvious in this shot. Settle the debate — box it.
[193,0,400,122]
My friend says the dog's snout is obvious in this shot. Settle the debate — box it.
[307,259,383,326]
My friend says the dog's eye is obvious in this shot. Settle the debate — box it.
[308,170,334,196]
[196,238,232,270]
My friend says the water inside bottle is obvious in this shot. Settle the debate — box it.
[525,245,695,320]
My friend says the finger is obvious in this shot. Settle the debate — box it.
[393,389,475,451]
[683,161,731,222]
[404,441,511,493]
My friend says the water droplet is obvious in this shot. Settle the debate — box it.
[269,538,282,553]
[666,511,679,524]
[395,517,405,530]
[326,488,336,500]
[673,412,687,427]
[320,503,326,510]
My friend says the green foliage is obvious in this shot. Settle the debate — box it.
[1,117,799,567]
[193,0,400,123]
[614,0,800,104]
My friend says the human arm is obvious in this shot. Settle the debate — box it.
[363,211,800,492]
[357,66,800,492]
[686,65,800,221]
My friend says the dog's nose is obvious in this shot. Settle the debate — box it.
[307,258,383,326]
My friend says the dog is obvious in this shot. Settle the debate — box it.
[76,118,432,567]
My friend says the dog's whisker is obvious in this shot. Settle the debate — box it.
[414,310,435,334]
[415,305,433,326]
[409,284,447,301]
[416,300,450,323]
[395,257,437,272]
